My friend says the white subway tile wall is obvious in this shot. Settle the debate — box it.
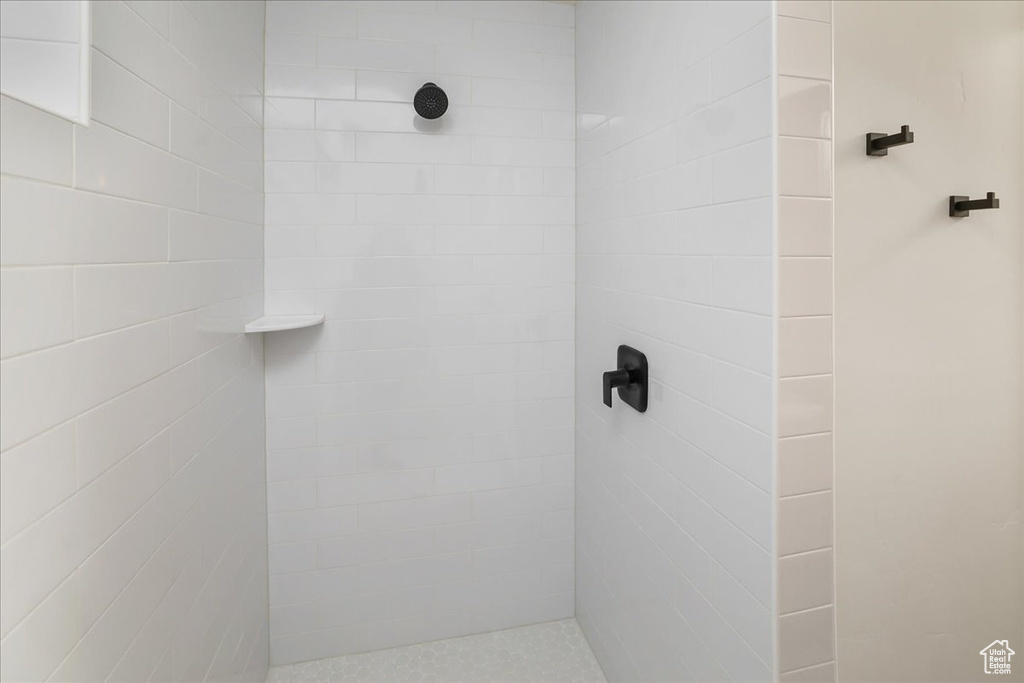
[775,1,836,680]
[263,0,576,665]
[575,2,774,681]
[0,1,268,680]
[0,0,83,121]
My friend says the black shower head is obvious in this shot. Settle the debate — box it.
[414,82,448,119]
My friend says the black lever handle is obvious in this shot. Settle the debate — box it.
[866,124,914,156]
[602,345,648,413]
[603,369,631,408]
[949,192,1000,217]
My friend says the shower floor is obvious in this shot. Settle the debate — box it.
[266,619,606,683]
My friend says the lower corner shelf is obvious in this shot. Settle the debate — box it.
[244,314,325,334]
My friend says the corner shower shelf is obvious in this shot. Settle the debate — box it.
[244,314,325,334]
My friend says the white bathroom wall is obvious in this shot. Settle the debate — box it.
[261,0,576,664]
[0,0,85,122]
[834,2,1023,681]
[0,1,268,680]
[575,1,775,681]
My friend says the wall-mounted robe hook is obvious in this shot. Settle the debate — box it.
[949,192,1000,217]
[866,125,914,156]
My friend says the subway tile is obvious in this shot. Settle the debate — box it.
[708,563,773,663]
[270,567,359,606]
[542,54,574,84]
[436,46,542,81]
[543,2,575,28]
[92,0,202,112]
[779,316,832,377]
[269,542,318,575]
[266,33,316,66]
[358,12,472,46]
[316,100,418,133]
[265,193,357,225]
[435,459,543,495]
[0,0,82,42]
[0,268,74,358]
[435,166,542,196]
[75,123,197,210]
[710,362,772,435]
[778,492,833,556]
[358,494,473,534]
[0,570,83,682]
[778,548,833,614]
[318,36,433,72]
[169,211,262,262]
[265,130,318,161]
[0,433,170,639]
[472,19,573,55]
[0,176,169,266]
[269,506,359,544]
[472,136,573,167]
[73,263,199,338]
[438,1,546,24]
[0,425,76,544]
[317,470,434,506]
[711,0,772,46]
[265,97,316,130]
[318,162,433,194]
[0,95,73,184]
[356,132,472,165]
[266,1,357,37]
[317,527,435,569]
[778,433,833,497]
[779,197,833,257]
[0,321,170,451]
[779,257,832,316]
[779,77,832,139]
[471,78,574,112]
[711,138,772,202]
[779,136,832,197]
[712,257,772,315]
[317,131,357,161]
[357,195,472,225]
[710,19,771,100]
[78,360,198,485]
[711,464,772,549]
[779,375,833,437]
[265,64,356,100]
[778,17,832,80]
[779,606,835,672]
[90,51,170,149]
[266,161,316,193]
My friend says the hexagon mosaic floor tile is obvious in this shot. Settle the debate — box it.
[266,619,607,683]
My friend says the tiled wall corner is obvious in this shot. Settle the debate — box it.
[775,2,836,681]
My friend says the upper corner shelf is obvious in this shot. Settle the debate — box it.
[244,314,325,334]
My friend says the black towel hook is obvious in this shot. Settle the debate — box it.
[949,192,1000,217]
[866,124,914,156]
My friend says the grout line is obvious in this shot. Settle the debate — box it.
[778,546,833,560]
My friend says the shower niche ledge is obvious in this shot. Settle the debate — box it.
[244,314,325,334]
